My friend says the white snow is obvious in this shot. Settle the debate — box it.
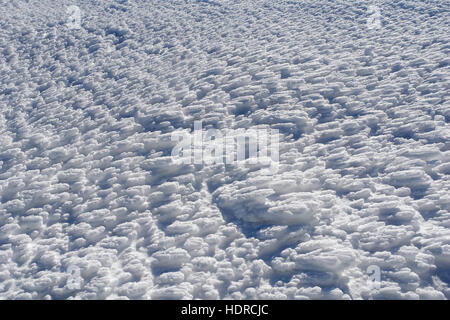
[0,0,449,299]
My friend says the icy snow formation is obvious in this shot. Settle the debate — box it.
[0,0,449,299]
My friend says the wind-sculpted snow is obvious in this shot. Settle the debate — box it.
[0,0,449,299]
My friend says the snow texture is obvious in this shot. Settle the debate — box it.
[0,0,449,299]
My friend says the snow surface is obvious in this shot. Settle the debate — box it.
[0,0,449,299]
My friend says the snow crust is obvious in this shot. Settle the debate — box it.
[0,0,449,299]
